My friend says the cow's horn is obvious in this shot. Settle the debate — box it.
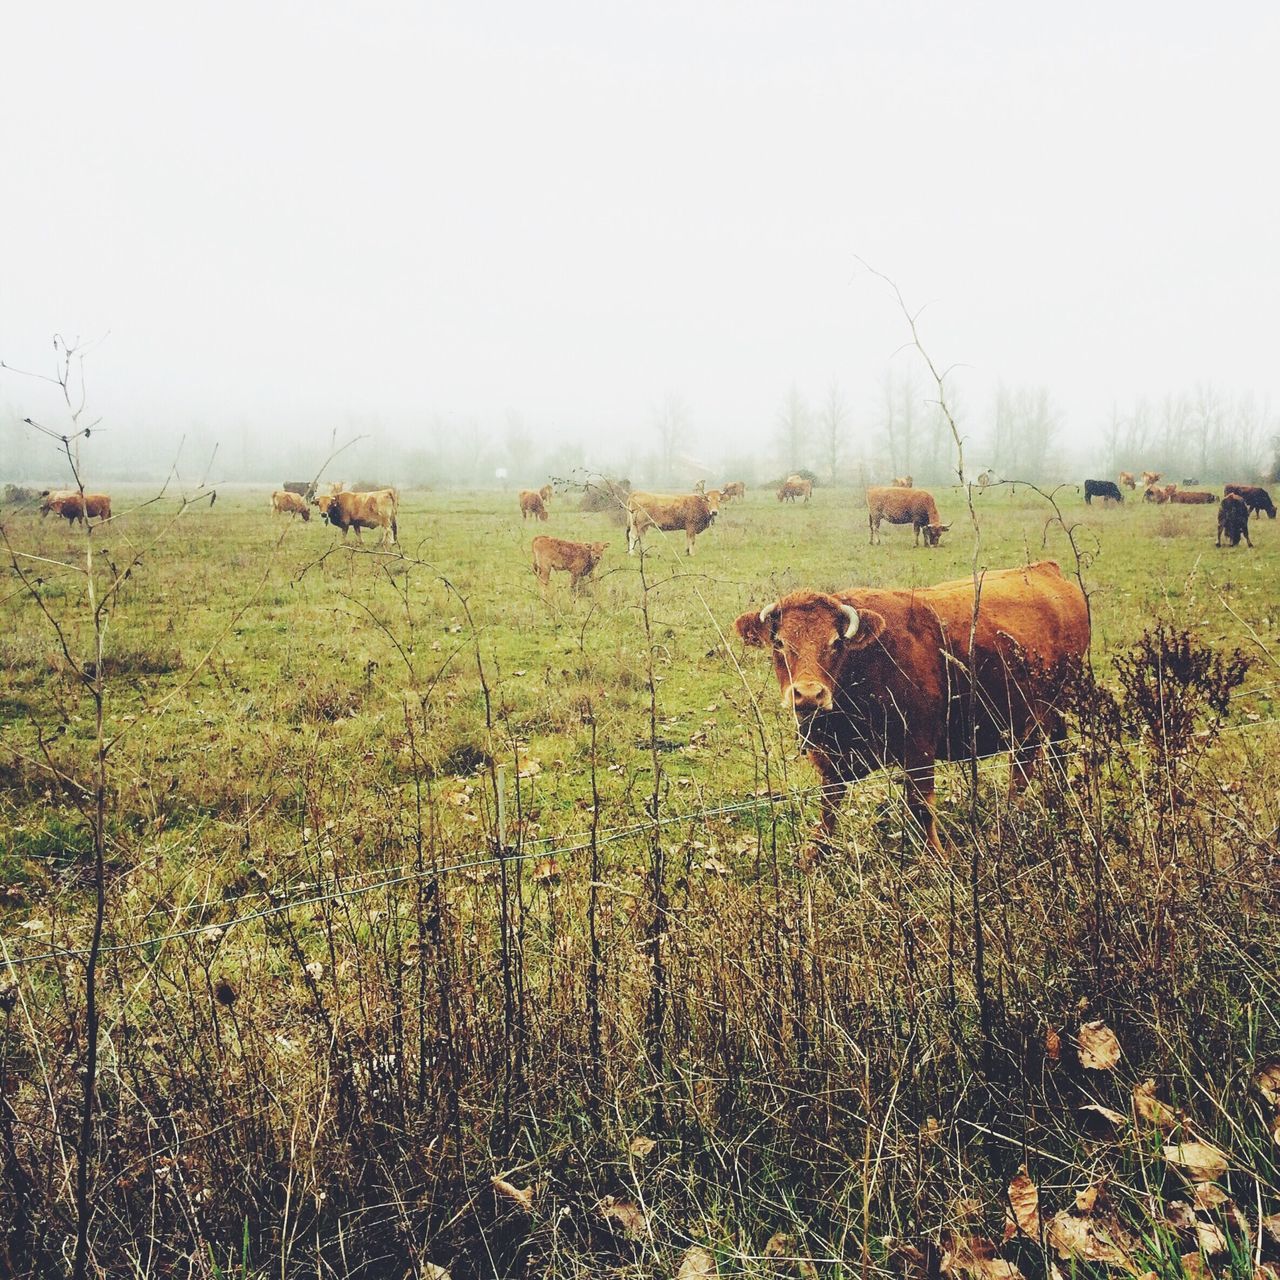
[840,604,860,638]
[758,601,778,624]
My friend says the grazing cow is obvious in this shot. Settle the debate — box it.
[721,481,746,502]
[1141,471,1162,489]
[532,535,607,590]
[1084,479,1124,505]
[1169,489,1216,505]
[777,477,813,503]
[1224,484,1277,519]
[626,491,720,556]
[313,488,398,545]
[271,490,311,521]
[40,491,112,525]
[866,486,950,547]
[519,489,549,521]
[892,475,914,488]
[1217,494,1252,548]
[1118,471,1136,490]
[735,561,1089,855]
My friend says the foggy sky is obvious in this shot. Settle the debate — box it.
[3,1,1278,472]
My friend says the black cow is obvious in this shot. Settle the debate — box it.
[1224,484,1277,519]
[1084,479,1123,505]
[1217,494,1252,548]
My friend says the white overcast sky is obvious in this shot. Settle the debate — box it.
[2,0,1277,459]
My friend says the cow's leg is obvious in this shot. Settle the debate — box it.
[902,749,942,856]
[868,514,877,545]
[1246,526,1253,548]
[686,528,695,556]
[627,519,637,555]
[808,750,848,846]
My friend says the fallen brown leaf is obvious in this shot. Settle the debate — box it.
[1255,1061,1280,1107]
[491,1177,534,1212]
[1191,1184,1227,1211]
[628,1134,657,1159]
[763,1232,818,1278]
[1079,1103,1128,1138]
[597,1195,647,1239]
[1162,1141,1228,1182]
[1164,1200,1197,1233]
[1047,1210,1139,1270]
[1075,1181,1107,1214]
[1078,1020,1122,1070]
[1193,1222,1228,1257]
[1132,1079,1177,1132]
[1045,1026,1062,1062]
[1180,1252,1212,1280]
[1004,1171,1040,1240]
[941,1235,1026,1280]
[888,1240,940,1280]
[675,1245,718,1279]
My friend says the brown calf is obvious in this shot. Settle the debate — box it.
[532,535,607,590]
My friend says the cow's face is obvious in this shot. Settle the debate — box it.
[589,541,607,565]
[314,495,336,523]
[736,594,886,714]
[922,523,951,547]
[704,492,720,520]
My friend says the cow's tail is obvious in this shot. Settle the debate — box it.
[391,513,398,543]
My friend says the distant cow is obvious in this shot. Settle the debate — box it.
[1141,471,1162,489]
[626,491,720,556]
[519,489,549,521]
[777,477,813,503]
[532,535,607,590]
[313,488,398,545]
[1224,484,1277,519]
[734,560,1090,855]
[271,490,312,521]
[1144,484,1176,504]
[1181,478,1200,486]
[40,491,112,525]
[1118,471,1136,490]
[866,486,950,547]
[892,475,913,488]
[1217,494,1252,548]
[1084,479,1123,505]
[721,481,746,502]
[283,480,315,500]
[1169,489,1216,505]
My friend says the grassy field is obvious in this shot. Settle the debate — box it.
[2,481,1279,1278]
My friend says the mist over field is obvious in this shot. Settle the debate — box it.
[2,1,1279,491]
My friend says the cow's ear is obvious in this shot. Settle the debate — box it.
[735,607,773,648]
[841,606,886,650]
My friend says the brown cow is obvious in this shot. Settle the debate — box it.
[866,486,950,547]
[519,489,549,521]
[1118,471,1136,490]
[532,535,607,590]
[1144,484,1176,504]
[1141,470,1162,489]
[626,491,719,556]
[40,491,112,525]
[1217,494,1252,547]
[777,477,812,503]
[721,481,746,502]
[734,561,1089,855]
[313,488,398,544]
[271,490,311,521]
[539,484,553,501]
[1169,489,1216,504]
[1224,483,1277,519]
[892,475,914,488]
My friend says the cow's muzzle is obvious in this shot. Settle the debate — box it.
[786,680,832,713]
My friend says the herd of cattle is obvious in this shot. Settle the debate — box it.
[21,470,1273,854]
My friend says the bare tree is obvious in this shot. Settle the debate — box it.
[774,382,809,476]
[880,368,919,480]
[817,379,849,484]
[654,392,689,487]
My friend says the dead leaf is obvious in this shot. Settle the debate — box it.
[517,759,542,779]
[1075,1182,1107,1214]
[888,1240,940,1280]
[1164,1201,1197,1233]
[421,1266,451,1280]
[1193,1222,1228,1257]
[952,1197,984,1222]
[1180,1253,1212,1280]
[491,1176,534,1212]
[700,857,730,878]
[1047,1210,1139,1269]
[1005,1171,1040,1240]
[1133,1079,1177,1132]
[1262,1213,1280,1246]
[1078,1020,1122,1070]
[1079,1103,1128,1138]
[1255,1061,1280,1107]
[532,857,560,885]
[940,1235,1026,1280]
[304,961,324,981]
[921,1116,943,1146]
[763,1232,818,1278]
[1045,1026,1062,1062]
[597,1195,647,1238]
[1162,1141,1228,1182]
[676,1245,718,1279]
[1192,1184,1227,1211]
[628,1134,656,1159]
